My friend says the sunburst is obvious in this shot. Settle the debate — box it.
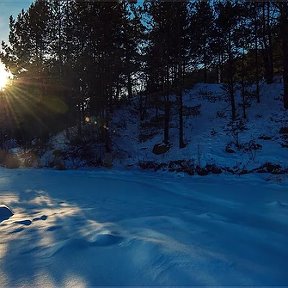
[0,63,11,91]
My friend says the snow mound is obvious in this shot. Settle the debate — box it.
[0,205,13,223]
[89,231,124,247]
[267,201,288,208]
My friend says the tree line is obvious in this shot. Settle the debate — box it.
[0,0,288,150]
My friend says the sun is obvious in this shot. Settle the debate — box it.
[0,63,11,91]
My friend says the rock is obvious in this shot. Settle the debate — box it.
[259,135,272,140]
[206,164,222,174]
[152,143,170,155]
[167,160,194,175]
[279,127,288,134]
[139,161,166,171]
[256,162,282,174]
[196,166,209,176]
[245,142,262,151]
[0,205,14,223]
[239,169,249,175]
[225,145,235,153]
[266,163,282,174]
[139,161,156,170]
[183,167,194,175]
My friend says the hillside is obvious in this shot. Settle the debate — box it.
[110,81,288,175]
[9,80,285,176]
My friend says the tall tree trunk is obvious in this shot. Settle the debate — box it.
[108,85,113,113]
[241,49,246,119]
[229,79,236,121]
[116,79,120,100]
[177,64,185,148]
[57,0,63,78]
[77,89,82,136]
[178,90,185,148]
[280,3,288,109]
[127,72,132,98]
[217,53,222,84]
[163,96,170,145]
[178,88,185,148]
[254,4,260,103]
[228,32,236,121]
[203,49,207,83]
[139,92,144,121]
[163,68,170,144]
[262,2,274,84]
[267,2,274,83]
[255,43,260,103]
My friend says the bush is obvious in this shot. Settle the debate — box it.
[0,150,20,168]
[152,143,170,155]
[256,163,283,174]
[279,127,288,134]
[0,150,8,164]
[22,151,39,168]
[3,154,20,169]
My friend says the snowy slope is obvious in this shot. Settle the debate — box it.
[111,81,288,173]
[0,168,288,286]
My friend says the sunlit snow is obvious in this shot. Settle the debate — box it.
[0,168,288,286]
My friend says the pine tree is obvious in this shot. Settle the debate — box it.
[122,2,144,99]
[145,0,172,144]
[215,1,242,121]
[190,0,215,83]
[170,1,189,148]
[260,2,274,84]
[235,3,255,119]
[276,2,288,109]
[250,2,261,103]
[1,0,54,142]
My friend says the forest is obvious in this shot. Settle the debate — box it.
[0,0,288,169]
[1,3,288,285]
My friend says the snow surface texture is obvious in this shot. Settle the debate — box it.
[0,168,288,286]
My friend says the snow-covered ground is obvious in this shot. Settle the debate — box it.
[1,168,288,286]
[111,81,288,172]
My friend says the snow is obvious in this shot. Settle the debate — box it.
[1,79,288,285]
[111,81,288,172]
[0,167,288,286]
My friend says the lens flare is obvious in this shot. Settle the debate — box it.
[0,64,11,91]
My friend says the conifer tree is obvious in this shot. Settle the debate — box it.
[190,0,215,83]
[276,2,288,109]
[215,1,241,121]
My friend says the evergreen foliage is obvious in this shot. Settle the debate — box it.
[0,0,287,151]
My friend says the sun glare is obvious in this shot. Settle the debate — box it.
[0,64,11,91]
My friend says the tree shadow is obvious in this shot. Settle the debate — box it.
[0,169,207,286]
[1,168,288,286]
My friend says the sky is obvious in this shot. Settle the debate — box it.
[0,0,33,44]
[0,0,143,55]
